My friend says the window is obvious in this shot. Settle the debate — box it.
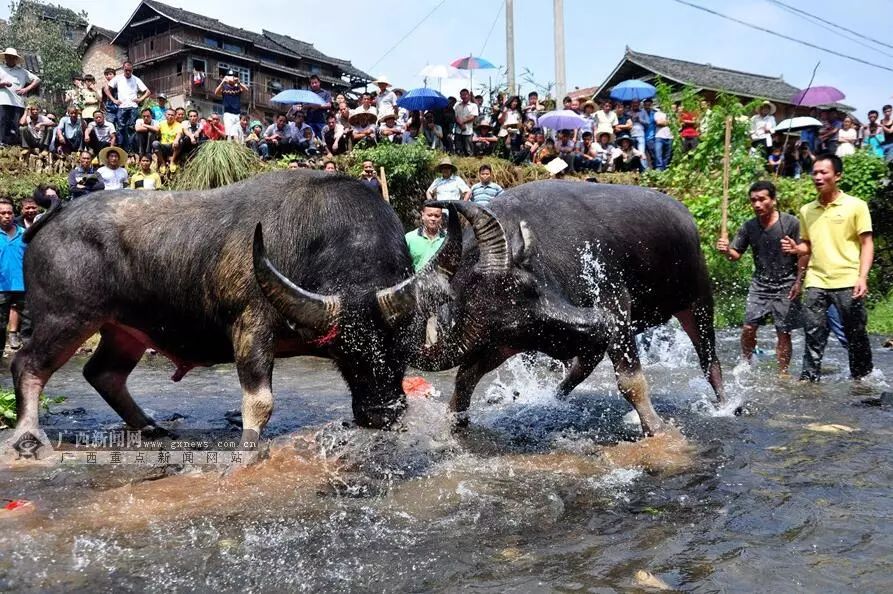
[218,63,251,85]
[176,62,183,75]
[192,58,206,73]
[149,39,154,51]
[204,36,222,49]
[223,43,243,54]
[260,53,278,64]
[308,63,321,75]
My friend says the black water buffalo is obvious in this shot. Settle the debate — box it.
[6,170,448,457]
[417,181,724,435]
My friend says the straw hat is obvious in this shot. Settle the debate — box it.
[98,145,127,165]
[378,111,397,123]
[616,132,633,145]
[758,100,777,115]
[582,100,597,111]
[372,75,392,87]
[597,130,615,143]
[1,47,23,66]
[435,156,457,174]
[476,120,493,130]
[349,109,377,126]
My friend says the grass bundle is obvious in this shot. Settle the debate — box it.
[171,141,266,191]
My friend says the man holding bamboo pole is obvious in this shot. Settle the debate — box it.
[717,181,802,374]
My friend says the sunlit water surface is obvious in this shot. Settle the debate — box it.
[1,326,891,592]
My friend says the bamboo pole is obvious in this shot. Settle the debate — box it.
[720,116,732,242]
[379,166,390,203]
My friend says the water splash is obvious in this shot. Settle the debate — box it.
[579,240,606,303]
[638,322,696,369]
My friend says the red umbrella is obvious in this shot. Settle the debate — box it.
[791,86,845,107]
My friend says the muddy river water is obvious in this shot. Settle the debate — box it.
[0,327,891,592]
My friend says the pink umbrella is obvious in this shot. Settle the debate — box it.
[450,55,496,92]
[791,86,845,107]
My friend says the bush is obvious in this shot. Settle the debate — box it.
[840,151,888,201]
[337,142,436,228]
[868,164,893,296]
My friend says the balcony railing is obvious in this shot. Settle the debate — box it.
[132,71,304,111]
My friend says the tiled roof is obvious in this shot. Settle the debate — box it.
[567,86,598,100]
[624,48,801,103]
[22,0,87,26]
[134,0,371,82]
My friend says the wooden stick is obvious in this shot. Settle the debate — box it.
[379,166,390,203]
[720,116,732,242]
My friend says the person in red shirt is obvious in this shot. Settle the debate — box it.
[201,113,226,141]
[680,110,700,151]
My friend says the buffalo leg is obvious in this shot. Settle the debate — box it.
[6,315,98,458]
[83,325,161,433]
[233,322,274,449]
[675,306,724,402]
[556,352,605,399]
[450,350,511,425]
[608,326,664,436]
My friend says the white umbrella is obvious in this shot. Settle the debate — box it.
[775,116,823,133]
[418,64,464,79]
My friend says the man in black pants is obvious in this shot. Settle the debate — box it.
[781,154,874,382]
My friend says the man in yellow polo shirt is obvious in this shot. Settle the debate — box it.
[781,153,874,382]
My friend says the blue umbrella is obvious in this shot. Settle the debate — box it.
[397,88,449,111]
[270,89,327,106]
[609,80,657,102]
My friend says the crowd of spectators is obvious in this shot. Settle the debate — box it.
[752,101,893,179]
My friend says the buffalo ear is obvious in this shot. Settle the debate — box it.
[516,220,536,267]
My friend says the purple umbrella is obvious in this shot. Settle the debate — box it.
[537,110,590,131]
[791,86,845,107]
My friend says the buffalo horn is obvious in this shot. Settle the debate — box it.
[427,200,509,274]
[376,203,464,325]
[252,223,341,334]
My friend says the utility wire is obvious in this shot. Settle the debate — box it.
[479,1,504,56]
[669,0,893,73]
[768,0,893,52]
[367,0,448,72]
[767,0,893,59]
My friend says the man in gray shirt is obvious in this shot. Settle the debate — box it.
[717,180,802,374]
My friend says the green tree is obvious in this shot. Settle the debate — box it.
[0,0,86,100]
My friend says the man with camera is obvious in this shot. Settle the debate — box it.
[214,70,248,139]
[67,150,106,198]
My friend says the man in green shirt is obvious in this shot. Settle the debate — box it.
[405,205,445,271]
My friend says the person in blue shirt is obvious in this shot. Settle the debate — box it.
[470,164,504,206]
[0,198,27,350]
[640,98,657,169]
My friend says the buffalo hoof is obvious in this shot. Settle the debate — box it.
[353,400,406,430]
[1,427,54,462]
[139,424,176,440]
[451,412,470,430]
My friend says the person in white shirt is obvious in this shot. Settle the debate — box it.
[0,47,40,146]
[749,100,777,154]
[105,61,150,154]
[453,89,479,156]
[96,146,129,191]
[373,76,397,120]
[426,157,471,202]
